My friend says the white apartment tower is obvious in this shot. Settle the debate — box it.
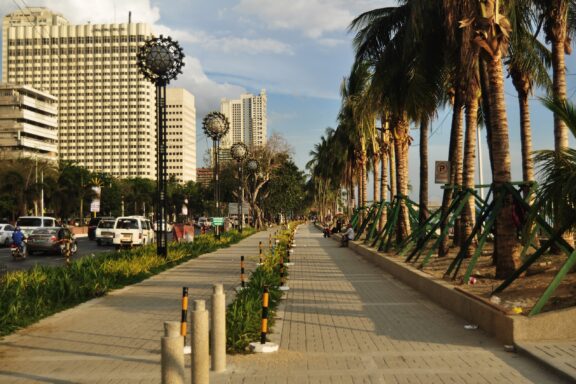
[220,89,267,149]
[166,88,196,182]
[2,7,156,178]
[0,83,58,161]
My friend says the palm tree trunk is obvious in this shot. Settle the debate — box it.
[389,138,396,203]
[395,113,411,243]
[439,93,463,257]
[380,129,389,231]
[462,96,479,257]
[373,155,380,205]
[419,118,429,225]
[480,60,495,171]
[552,28,569,151]
[551,24,574,249]
[486,54,521,279]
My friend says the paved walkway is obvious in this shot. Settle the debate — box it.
[215,225,570,384]
[0,229,275,384]
[0,224,572,383]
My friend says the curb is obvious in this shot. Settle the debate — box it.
[515,343,576,383]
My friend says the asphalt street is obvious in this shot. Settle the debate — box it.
[0,237,113,272]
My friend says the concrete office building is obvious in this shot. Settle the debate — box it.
[2,7,156,178]
[220,89,267,150]
[166,88,196,182]
[0,83,58,161]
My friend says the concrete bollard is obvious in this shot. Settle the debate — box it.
[211,284,226,372]
[191,300,209,384]
[161,321,185,384]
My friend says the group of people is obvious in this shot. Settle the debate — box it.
[322,221,355,247]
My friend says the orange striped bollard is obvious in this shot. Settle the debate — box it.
[279,256,289,291]
[240,256,245,288]
[260,287,269,344]
[259,241,263,264]
[181,287,188,340]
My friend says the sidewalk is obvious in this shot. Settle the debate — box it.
[0,225,572,383]
[214,224,570,384]
[0,229,274,384]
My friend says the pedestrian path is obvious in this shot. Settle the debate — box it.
[0,229,274,384]
[0,225,571,383]
[215,224,569,384]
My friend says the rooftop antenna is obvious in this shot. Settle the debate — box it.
[129,11,132,24]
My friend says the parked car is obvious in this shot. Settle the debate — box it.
[95,219,116,246]
[88,216,114,240]
[112,216,154,248]
[26,227,78,256]
[16,216,57,236]
[0,224,15,246]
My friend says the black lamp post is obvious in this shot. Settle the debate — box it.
[230,142,249,232]
[202,112,230,239]
[137,35,185,257]
[246,158,259,228]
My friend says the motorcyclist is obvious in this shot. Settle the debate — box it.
[12,226,25,253]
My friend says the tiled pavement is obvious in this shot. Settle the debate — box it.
[0,229,275,384]
[214,225,572,384]
[0,225,572,383]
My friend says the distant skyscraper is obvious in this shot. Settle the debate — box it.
[166,88,196,182]
[220,89,267,149]
[2,7,157,178]
[0,83,58,161]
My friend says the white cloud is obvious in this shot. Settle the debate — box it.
[172,57,246,118]
[235,0,394,39]
[154,25,293,55]
[42,0,161,24]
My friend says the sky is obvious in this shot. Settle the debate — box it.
[1,0,575,204]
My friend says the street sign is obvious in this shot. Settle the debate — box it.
[90,199,101,213]
[435,161,450,184]
[212,217,224,226]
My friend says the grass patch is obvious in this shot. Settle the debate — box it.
[0,229,254,337]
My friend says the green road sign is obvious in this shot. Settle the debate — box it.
[212,217,224,226]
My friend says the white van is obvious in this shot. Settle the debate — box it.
[16,216,57,236]
[112,216,154,248]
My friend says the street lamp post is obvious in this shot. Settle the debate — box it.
[230,142,249,232]
[137,35,185,258]
[246,158,259,229]
[202,112,230,239]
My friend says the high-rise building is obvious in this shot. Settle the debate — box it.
[0,83,58,161]
[2,7,156,178]
[166,88,196,182]
[220,89,267,149]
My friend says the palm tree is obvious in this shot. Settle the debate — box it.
[465,0,521,277]
[506,0,552,192]
[350,0,445,243]
[532,0,572,151]
[533,97,576,232]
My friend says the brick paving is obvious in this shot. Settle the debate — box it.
[214,225,571,384]
[0,224,572,383]
[0,229,274,384]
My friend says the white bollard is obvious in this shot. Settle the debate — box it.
[161,321,185,384]
[191,300,209,384]
[211,284,226,372]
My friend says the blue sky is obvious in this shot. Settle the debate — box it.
[1,0,574,203]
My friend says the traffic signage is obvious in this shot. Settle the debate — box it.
[212,217,224,226]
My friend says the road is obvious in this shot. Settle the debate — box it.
[0,237,114,272]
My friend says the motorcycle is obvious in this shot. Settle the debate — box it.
[10,240,27,260]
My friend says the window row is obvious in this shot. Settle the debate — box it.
[8,35,147,45]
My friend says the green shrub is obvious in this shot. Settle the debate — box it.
[226,225,298,353]
[0,229,254,336]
